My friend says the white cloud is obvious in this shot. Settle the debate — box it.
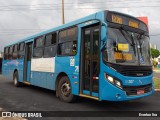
[0,0,160,50]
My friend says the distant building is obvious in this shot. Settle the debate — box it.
[150,43,157,49]
[137,17,149,30]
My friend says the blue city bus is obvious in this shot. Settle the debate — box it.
[2,10,154,102]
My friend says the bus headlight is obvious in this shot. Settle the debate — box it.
[105,74,122,89]
[107,76,114,83]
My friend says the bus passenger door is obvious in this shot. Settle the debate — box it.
[80,25,100,99]
[23,42,33,83]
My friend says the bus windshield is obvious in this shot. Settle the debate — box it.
[103,27,152,66]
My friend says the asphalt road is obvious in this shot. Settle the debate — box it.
[0,75,160,120]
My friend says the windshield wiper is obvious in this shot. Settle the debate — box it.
[137,33,145,55]
[120,27,136,56]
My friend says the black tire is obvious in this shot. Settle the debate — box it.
[13,71,22,87]
[57,76,75,103]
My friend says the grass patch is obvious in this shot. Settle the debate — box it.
[154,77,160,89]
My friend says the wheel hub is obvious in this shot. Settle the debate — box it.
[61,82,71,97]
[14,77,17,85]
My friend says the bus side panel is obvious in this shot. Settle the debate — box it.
[4,59,24,82]
[17,59,24,82]
[30,57,57,90]
[2,59,8,77]
[5,60,14,80]
[55,56,79,95]
[30,71,56,90]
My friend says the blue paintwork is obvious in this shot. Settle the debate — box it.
[2,10,154,101]
[82,90,99,97]
[26,61,31,82]
[99,61,154,101]
[2,59,24,81]
[30,72,57,90]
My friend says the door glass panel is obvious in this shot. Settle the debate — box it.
[81,26,100,96]
[92,28,99,92]
[84,30,91,90]
[27,44,32,61]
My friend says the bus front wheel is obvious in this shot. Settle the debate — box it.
[13,71,22,87]
[57,76,75,103]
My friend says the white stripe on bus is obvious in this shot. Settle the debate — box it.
[31,57,55,72]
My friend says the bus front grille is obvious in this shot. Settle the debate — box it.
[106,63,153,77]
[123,84,152,96]
[119,69,152,77]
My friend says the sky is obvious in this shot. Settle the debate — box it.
[0,0,160,51]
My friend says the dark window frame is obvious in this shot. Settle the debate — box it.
[33,36,44,58]
[19,42,25,51]
[45,32,57,47]
[4,47,9,60]
[34,36,44,48]
[18,42,25,59]
[8,46,13,60]
[57,26,78,56]
[43,32,57,58]
[13,44,19,60]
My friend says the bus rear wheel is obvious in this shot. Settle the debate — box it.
[13,71,22,87]
[57,76,75,103]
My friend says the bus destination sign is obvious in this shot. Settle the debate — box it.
[129,21,139,28]
[111,14,139,29]
[112,15,122,24]
[106,11,148,32]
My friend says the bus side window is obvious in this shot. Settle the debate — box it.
[44,33,57,58]
[13,44,18,59]
[8,46,13,60]
[19,42,25,59]
[58,27,78,56]
[33,36,44,58]
[4,47,8,60]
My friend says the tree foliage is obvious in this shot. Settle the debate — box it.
[151,48,160,58]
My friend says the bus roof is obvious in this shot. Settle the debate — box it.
[5,10,104,47]
[4,10,148,47]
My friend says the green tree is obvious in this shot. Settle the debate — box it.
[151,48,160,58]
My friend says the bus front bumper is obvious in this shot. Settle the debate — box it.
[100,83,154,101]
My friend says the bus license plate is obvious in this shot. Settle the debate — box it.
[137,90,144,95]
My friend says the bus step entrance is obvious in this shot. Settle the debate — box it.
[23,81,31,85]
[79,94,99,100]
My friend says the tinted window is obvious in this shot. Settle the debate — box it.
[44,46,56,58]
[35,37,44,47]
[4,47,9,60]
[58,27,78,56]
[4,47,8,54]
[33,36,44,58]
[13,44,18,59]
[59,27,78,43]
[58,41,77,55]
[8,46,13,60]
[33,48,43,58]
[14,44,18,52]
[19,42,25,59]
[45,33,56,46]
[9,46,13,54]
[19,42,24,51]
[44,33,57,58]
